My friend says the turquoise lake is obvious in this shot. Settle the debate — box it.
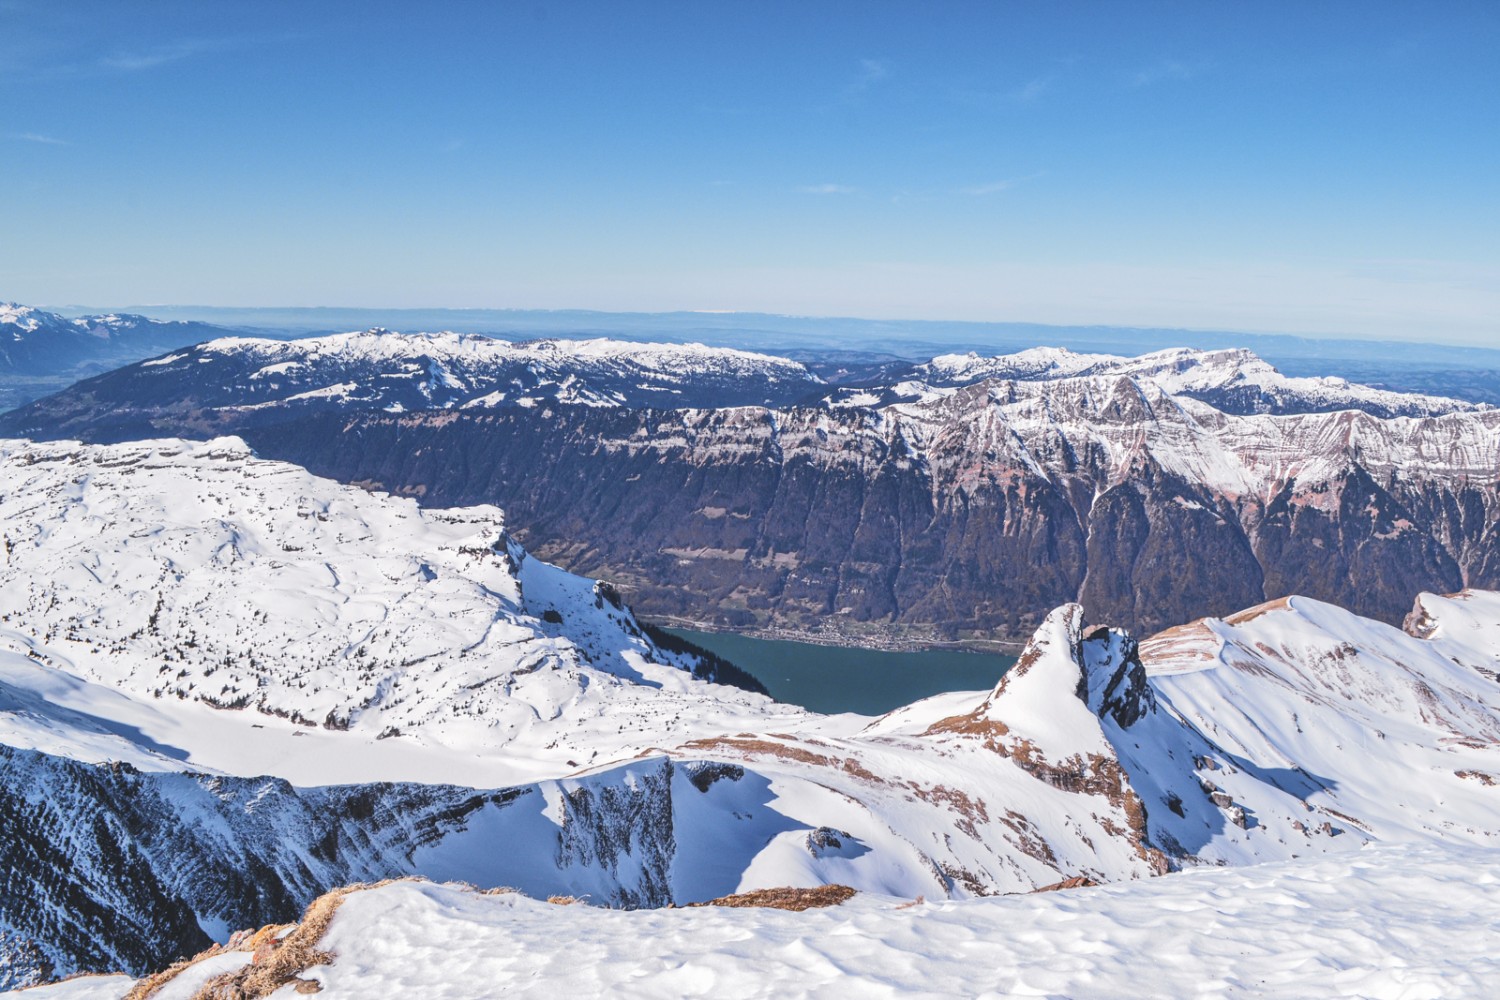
[662,628,1018,716]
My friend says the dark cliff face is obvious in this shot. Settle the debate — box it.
[0,745,683,990]
[5,378,1496,644]
[43,401,1475,646]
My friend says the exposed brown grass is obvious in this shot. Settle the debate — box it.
[546,895,584,905]
[188,888,346,999]
[687,884,856,911]
[1032,875,1101,893]
[124,879,430,1000]
[124,941,235,1000]
[676,735,884,784]
[1224,596,1294,625]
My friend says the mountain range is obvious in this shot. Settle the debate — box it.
[6,329,1496,645]
[3,436,1499,989]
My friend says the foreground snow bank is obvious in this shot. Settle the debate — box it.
[30,842,1497,1000]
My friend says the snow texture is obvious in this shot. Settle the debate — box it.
[28,842,1499,999]
[4,438,1500,990]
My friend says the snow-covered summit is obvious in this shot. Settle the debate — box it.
[0,435,789,785]
[0,302,46,332]
[119,328,826,412]
[835,344,1486,418]
[0,302,236,396]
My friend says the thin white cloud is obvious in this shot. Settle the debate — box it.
[6,131,67,145]
[949,75,1056,109]
[1130,59,1199,87]
[959,171,1045,196]
[798,184,856,195]
[100,39,217,72]
[1010,76,1053,103]
[828,57,890,107]
[854,58,888,89]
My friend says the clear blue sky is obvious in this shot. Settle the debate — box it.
[3,1,1497,343]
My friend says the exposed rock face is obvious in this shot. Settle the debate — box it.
[6,340,1497,645]
[0,746,684,989]
[30,391,1488,645]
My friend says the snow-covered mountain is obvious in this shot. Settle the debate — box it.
[829,345,1488,417]
[3,439,1500,989]
[0,436,779,782]
[0,303,233,380]
[42,841,1496,999]
[55,371,1490,644]
[7,329,826,425]
[0,303,246,412]
[7,334,1495,644]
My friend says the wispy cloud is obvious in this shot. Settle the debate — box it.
[798,183,856,195]
[1130,59,1201,87]
[821,57,890,110]
[959,171,1045,196]
[100,39,218,71]
[1009,76,1053,103]
[950,75,1056,109]
[849,58,888,93]
[6,131,67,145]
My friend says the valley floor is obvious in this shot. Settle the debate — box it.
[17,841,1498,1000]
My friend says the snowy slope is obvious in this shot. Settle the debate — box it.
[1130,592,1500,859]
[58,329,827,415]
[5,438,1500,988]
[37,842,1500,1000]
[832,345,1488,417]
[0,436,792,786]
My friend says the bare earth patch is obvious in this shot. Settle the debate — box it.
[687,885,857,912]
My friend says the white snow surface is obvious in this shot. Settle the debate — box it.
[30,841,1500,1000]
[3,437,1500,912]
[0,436,799,787]
[878,376,1500,500]
[0,304,42,333]
[892,345,1486,416]
[182,328,822,410]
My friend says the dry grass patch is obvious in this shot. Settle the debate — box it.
[687,885,856,912]
[188,888,346,999]
[1032,875,1101,893]
[125,879,426,1000]
[123,941,236,1000]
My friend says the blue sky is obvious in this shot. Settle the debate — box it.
[2,1,1497,343]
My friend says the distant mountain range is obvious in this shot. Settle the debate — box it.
[0,302,270,411]
[17,300,1500,406]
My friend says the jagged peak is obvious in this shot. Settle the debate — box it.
[1081,627,1156,730]
[984,603,1086,712]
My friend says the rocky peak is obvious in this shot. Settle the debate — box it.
[981,604,1088,717]
[1080,627,1156,730]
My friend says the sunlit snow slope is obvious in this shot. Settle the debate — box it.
[2,438,1499,989]
[37,843,1500,1000]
